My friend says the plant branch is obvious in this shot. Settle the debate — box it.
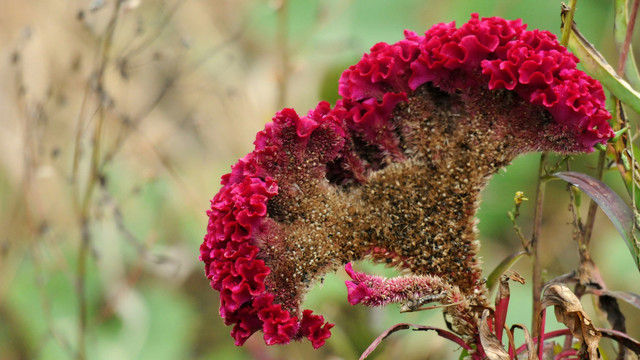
[582,150,606,248]
[508,191,530,251]
[560,0,578,47]
[531,152,549,348]
[75,2,122,360]
[618,0,640,75]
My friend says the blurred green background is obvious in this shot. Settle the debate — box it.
[1,0,639,359]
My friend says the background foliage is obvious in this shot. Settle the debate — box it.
[0,0,638,359]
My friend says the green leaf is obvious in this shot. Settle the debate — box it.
[565,22,640,114]
[458,348,470,360]
[553,171,640,272]
[486,251,528,297]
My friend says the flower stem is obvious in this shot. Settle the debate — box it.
[531,152,548,349]
[538,309,547,360]
[561,0,578,47]
[582,150,606,249]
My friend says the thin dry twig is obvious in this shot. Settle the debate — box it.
[510,324,536,360]
[119,0,188,60]
[582,150,606,248]
[75,2,124,359]
[508,191,530,251]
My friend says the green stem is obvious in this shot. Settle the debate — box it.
[531,152,549,349]
[531,0,576,342]
[582,136,607,253]
[561,0,578,47]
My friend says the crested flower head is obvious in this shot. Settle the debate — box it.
[200,14,613,349]
[339,14,613,153]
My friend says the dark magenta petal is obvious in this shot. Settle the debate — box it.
[295,114,319,138]
[299,310,334,349]
[345,281,371,305]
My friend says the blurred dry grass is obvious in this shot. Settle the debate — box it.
[0,1,290,359]
[1,1,639,360]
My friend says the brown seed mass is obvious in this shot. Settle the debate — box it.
[259,83,554,315]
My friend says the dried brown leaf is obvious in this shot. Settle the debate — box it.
[597,294,627,360]
[495,271,525,343]
[480,309,510,360]
[577,263,629,359]
[487,251,528,296]
[541,283,602,360]
[510,324,537,360]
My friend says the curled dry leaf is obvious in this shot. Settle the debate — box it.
[486,251,528,297]
[480,309,510,360]
[572,261,630,360]
[495,271,525,343]
[585,284,629,359]
[541,283,602,359]
[510,324,536,360]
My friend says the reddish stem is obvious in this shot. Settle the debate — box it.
[538,309,546,360]
[531,153,549,346]
[618,0,640,74]
[555,349,579,359]
[516,329,573,355]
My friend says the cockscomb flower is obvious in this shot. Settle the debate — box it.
[200,14,613,349]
